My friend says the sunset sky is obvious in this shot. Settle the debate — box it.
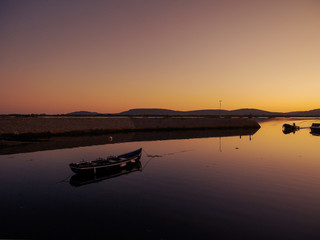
[1,0,319,114]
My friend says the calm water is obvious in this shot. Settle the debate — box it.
[1,118,320,239]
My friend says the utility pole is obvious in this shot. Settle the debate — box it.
[219,100,222,117]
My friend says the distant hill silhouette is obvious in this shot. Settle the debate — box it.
[285,109,320,116]
[228,108,281,116]
[66,111,100,116]
[119,108,183,115]
[118,108,282,116]
[64,108,320,116]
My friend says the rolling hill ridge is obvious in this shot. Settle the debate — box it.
[66,108,320,116]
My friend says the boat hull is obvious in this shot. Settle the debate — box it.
[310,123,320,133]
[69,148,142,174]
[310,127,320,133]
[70,156,141,174]
[70,161,142,187]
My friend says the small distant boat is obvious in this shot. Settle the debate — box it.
[282,123,299,134]
[310,123,320,133]
[69,148,142,174]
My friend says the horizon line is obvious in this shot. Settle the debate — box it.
[1,107,319,115]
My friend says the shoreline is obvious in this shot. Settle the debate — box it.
[0,128,259,155]
[0,116,260,140]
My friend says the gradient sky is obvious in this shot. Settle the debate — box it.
[1,0,319,114]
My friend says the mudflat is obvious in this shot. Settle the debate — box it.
[0,116,260,138]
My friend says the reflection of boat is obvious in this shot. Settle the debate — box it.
[310,123,320,134]
[69,148,142,174]
[282,123,299,134]
[310,132,320,136]
[70,161,142,187]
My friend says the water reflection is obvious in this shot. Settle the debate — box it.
[0,128,259,155]
[310,131,320,136]
[70,160,142,187]
[1,119,320,239]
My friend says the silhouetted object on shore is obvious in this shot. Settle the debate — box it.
[70,160,142,187]
[69,148,142,174]
[282,123,300,134]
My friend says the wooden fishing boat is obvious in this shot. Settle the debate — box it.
[69,148,142,174]
[70,161,142,187]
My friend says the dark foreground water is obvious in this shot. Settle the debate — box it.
[1,118,320,239]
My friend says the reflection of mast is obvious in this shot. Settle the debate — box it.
[241,135,252,141]
[219,137,222,152]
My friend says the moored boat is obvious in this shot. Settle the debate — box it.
[282,123,299,134]
[310,123,320,133]
[70,161,142,187]
[69,148,142,174]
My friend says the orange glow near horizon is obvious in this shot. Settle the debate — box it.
[1,0,319,114]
